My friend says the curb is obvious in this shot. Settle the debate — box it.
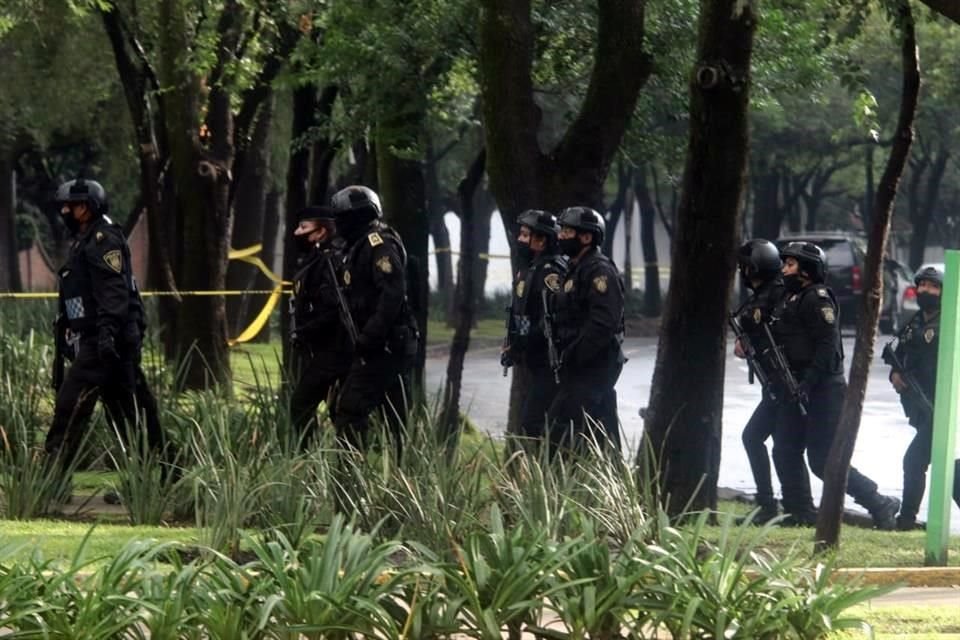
[833,566,960,588]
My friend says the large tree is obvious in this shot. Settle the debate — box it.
[478,0,651,430]
[643,0,756,514]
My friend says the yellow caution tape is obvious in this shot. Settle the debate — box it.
[430,248,512,261]
[228,284,285,346]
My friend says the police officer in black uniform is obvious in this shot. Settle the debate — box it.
[330,185,419,452]
[502,210,567,443]
[733,239,813,523]
[288,205,352,448]
[884,265,960,528]
[772,241,900,529]
[547,206,625,453]
[46,178,167,485]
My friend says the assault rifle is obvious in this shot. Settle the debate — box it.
[326,257,360,347]
[500,305,513,376]
[882,340,934,414]
[541,289,561,384]
[52,314,67,391]
[761,323,808,416]
[728,313,770,389]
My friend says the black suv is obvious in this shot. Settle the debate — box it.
[775,232,907,333]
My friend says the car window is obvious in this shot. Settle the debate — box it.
[817,240,854,268]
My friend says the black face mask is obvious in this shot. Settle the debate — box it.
[295,235,318,253]
[783,273,803,293]
[516,241,533,264]
[60,212,81,235]
[917,291,941,312]
[559,236,583,257]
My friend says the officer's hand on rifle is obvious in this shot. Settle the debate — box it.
[890,371,908,393]
[734,338,746,359]
[499,344,513,368]
[98,329,121,365]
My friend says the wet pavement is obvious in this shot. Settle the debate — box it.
[425,335,960,532]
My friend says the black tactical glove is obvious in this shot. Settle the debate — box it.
[98,329,121,365]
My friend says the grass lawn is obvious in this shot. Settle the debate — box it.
[834,605,960,638]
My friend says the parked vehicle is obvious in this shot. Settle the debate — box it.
[775,231,908,333]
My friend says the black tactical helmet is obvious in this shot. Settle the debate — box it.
[558,206,605,244]
[296,205,337,225]
[516,209,559,240]
[738,239,782,281]
[914,265,944,287]
[331,185,382,220]
[780,241,827,283]
[55,178,108,215]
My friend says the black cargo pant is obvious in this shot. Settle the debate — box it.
[46,336,165,473]
[333,349,412,454]
[742,395,783,509]
[547,359,622,454]
[289,345,351,448]
[774,378,883,512]
[518,361,560,441]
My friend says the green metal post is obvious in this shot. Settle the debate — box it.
[925,250,959,566]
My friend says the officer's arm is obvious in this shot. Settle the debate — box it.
[85,233,129,337]
[567,265,623,365]
[798,293,838,387]
[360,242,406,346]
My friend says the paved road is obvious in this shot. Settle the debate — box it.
[425,335,960,531]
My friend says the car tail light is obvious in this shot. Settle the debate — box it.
[902,285,916,303]
[852,265,862,292]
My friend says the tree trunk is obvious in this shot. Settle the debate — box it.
[472,189,496,310]
[441,149,486,440]
[909,149,948,270]
[603,161,632,257]
[643,0,756,515]
[257,187,281,342]
[0,151,21,292]
[226,94,273,337]
[751,158,783,240]
[281,84,319,373]
[635,164,662,316]
[425,137,455,322]
[623,188,635,292]
[377,132,430,394]
[815,2,919,550]
[479,0,650,432]
[160,0,236,389]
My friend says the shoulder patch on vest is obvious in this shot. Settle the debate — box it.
[821,306,835,325]
[368,232,383,247]
[515,280,525,298]
[103,250,122,273]
[564,279,574,292]
[344,270,352,286]
[753,308,762,325]
[376,255,393,274]
[817,287,828,298]
[924,328,936,343]
[96,231,104,243]
[544,273,561,292]
[593,275,608,293]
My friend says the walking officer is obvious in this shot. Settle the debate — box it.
[501,210,567,442]
[329,185,419,453]
[732,239,812,524]
[772,241,900,529]
[46,178,167,488]
[547,206,625,453]
[883,265,960,528]
[288,205,352,448]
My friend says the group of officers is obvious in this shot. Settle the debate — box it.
[735,238,960,530]
[43,175,959,526]
[46,179,418,494]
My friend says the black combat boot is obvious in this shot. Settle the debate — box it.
[737,499,780,526]
[863,494,900,531]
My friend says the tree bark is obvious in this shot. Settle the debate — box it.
[635,164,661,316]
[425,137,455,322]
[643,0,756,515]
[472,189,496,310]
[282,84,320,373]
[479,0,650,432]
[0,150,22,292]
[377,130,430,394]
[441,149,486,440]
[815,1,920,550]
[226,93,274,337]
[918,0,960,25]
[908,148,948,270]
